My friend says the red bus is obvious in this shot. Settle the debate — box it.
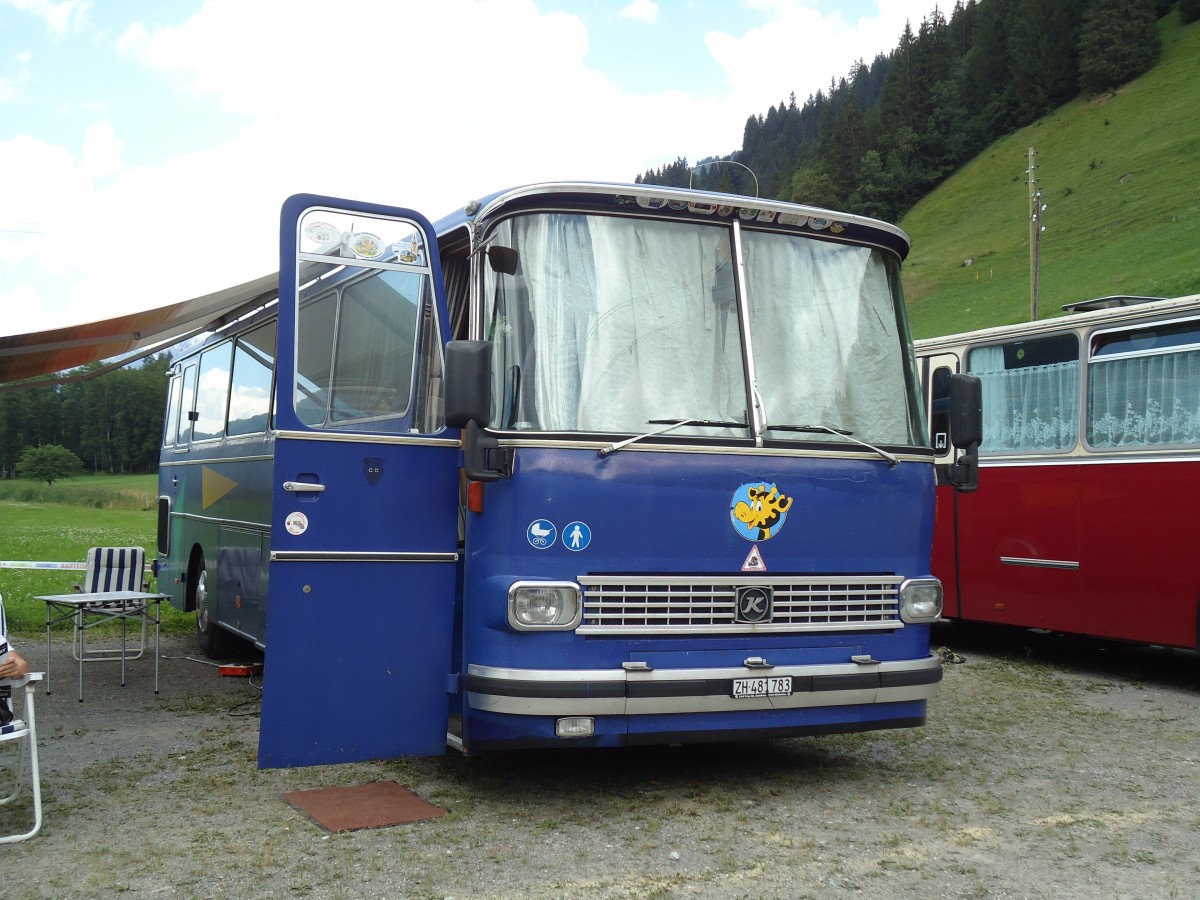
[916,294,1200,651]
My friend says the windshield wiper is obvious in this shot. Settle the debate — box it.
[598,418,748,458]
[768,423,900,468]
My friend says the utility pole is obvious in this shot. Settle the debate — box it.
[1027,147,1045,322]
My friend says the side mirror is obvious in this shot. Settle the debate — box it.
[947,373,982,493]
[445,340,511,481]
[948,373,982,449]
[445,340,492,428]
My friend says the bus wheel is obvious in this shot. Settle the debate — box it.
[190,559,235,659]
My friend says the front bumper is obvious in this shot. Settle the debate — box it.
[466,653,942,716]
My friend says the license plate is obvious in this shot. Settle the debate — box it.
[731,676,792,699]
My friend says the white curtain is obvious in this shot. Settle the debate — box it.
[487,213,915,443]
[743,234,913,444]
[972,360,1079,452]
[500,214,744,433]
[1088,350,1200,447]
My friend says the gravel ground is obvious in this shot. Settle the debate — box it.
[2,624,1197,899]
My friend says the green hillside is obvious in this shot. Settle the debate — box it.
[901,11,1200,340]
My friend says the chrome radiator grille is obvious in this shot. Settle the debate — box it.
[576,574,903,635]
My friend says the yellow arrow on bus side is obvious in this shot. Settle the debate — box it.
[202,465,238,510]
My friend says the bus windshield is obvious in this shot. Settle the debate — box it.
[483,212,918,445]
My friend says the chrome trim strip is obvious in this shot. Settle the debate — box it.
[465,656,940,716]
[980,452,1200,467]
[171,511,269,532]
[274,430,460,448]
[270,550,458,563]
[491,436,932,462]
[161,454,273,467]
[1000,556,1080,570]
[576,622,901,636]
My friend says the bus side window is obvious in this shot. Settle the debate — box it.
[412,281,446,434]
[193,341,233,442]
[296,291,336,426]
[227,322,277,436]
[1088,318,1200,448]
[930,366,952,456]
[176,363,198,445]
[163,373,183,448]
[967,333,1079,453]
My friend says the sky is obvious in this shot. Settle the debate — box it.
[0,0,944,337]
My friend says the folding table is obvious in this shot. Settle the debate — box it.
[38,590,166,702]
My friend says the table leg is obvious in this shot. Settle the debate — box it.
[77,607,84,703]
[44,603,52,695]
[154,601,161,695]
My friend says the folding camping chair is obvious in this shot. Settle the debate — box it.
[0,671,43,843]
[1,592,43,843]
[70,546,152,662]
[37,547,166,701]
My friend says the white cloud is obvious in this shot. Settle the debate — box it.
[1,0,945,336]
[110,0,721,212]
[619,0,659,24]
[0,69,32,104]
[2,0,92,36]
[706,0,940,115]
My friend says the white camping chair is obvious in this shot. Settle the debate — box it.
[0,673,44,843]
[1,593,44,843]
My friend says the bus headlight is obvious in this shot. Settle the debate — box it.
[508,582,582,630]
[899,578,943,623]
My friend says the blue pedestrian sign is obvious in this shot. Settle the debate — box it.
[562,521,592,551]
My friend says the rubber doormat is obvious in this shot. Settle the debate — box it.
[283,781,447,833]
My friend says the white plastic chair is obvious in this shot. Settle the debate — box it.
[0,670,43,842]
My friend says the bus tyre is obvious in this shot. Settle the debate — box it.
[190,558,236,659]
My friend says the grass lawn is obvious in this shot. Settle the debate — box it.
[0,473,193,636]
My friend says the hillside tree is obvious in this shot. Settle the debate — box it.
[1077,0,1162,95]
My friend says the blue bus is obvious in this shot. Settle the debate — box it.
[155,183,981,767]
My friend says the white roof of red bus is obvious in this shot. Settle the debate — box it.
[914,293,1200,353]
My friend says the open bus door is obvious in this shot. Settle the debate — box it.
[259,195,460,767]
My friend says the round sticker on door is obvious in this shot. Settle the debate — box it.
[527,519,556,549]
[285,511,309,535]
[562,521,592,551]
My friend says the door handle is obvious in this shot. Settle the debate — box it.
[282,481,326,493]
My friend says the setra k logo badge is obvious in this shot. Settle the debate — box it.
[735,586,773,623]
[363,457,384,486]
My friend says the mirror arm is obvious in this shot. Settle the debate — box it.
[947,445,979,493]
[463,420,512,482]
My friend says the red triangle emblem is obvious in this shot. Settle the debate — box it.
[741,545,766,572]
